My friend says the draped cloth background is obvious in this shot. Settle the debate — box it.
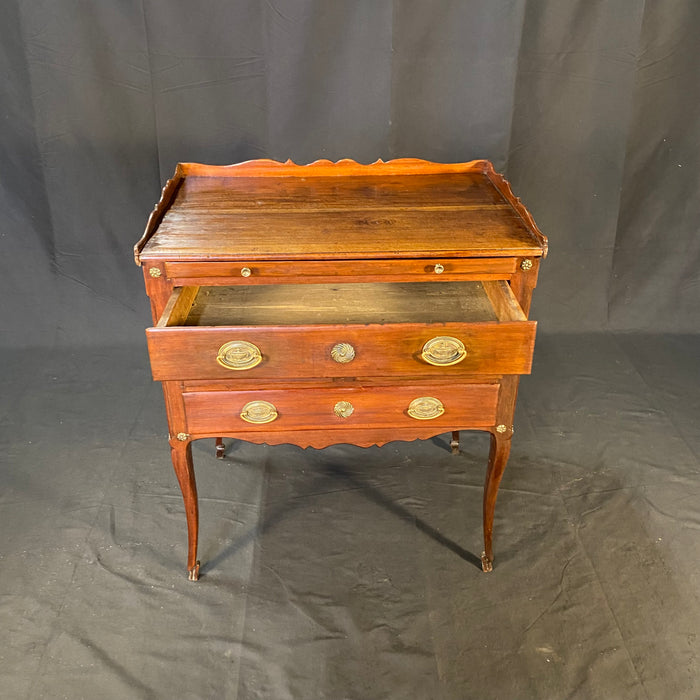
[1,0,698,347]
[2,3,700,699]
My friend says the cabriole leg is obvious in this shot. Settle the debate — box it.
[170,438,200,581]
[481,428,513,573]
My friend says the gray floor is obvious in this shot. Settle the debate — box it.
[1,334,699,699]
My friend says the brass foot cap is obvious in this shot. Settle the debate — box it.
[188,561,201,581]
[481,553,493,573]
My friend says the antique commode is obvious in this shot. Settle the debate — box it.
[134,158,547,580]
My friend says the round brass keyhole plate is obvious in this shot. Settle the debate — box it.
[331,342,356,364]
[334,400,354,418]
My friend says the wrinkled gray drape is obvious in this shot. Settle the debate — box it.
[3,4,700,699]
[2,1,698,347]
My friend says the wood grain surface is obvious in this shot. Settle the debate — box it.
[183,281,499,326]
[136,157,547,577]
[136,160,547,263]
[146,321,536,381]
[162,257,518,286]
[182,383,499,434]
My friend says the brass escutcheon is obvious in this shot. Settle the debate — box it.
[331,342,356,363]
[240,400,278,424]
[407,396,445,420]
[421,336,467,366]
[217,340,262,370]
[334,401,354,418]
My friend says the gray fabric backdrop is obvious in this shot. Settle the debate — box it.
[3,4,700,699]
[1,0,699,348]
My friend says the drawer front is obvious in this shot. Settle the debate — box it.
[146,321,536,381]
[164,257,517,285]
[183,383,499,434]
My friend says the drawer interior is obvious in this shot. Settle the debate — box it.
[157,280,526,327]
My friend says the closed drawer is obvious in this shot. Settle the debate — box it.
[163,257,517,285]
[146,280,536,381]
[183,383,499,434]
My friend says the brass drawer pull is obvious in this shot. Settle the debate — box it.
[240,400,278,424]
[217,340,262,370]
[433,263,444,274]
[408,397,445,420]
[334,401,354,418]
[331,342,355,363]
[240,266,252,277]
[421,336,467,366]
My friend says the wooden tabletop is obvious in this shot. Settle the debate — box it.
[136,159,547,263]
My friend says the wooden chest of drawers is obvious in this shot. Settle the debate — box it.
[135,158,547,580]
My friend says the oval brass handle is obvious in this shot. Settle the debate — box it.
[240,267,252,277]
[217,340,262,370]
[240,400,278,424]
[407,397,445,420]
[334,401,354,418]
[434,263,444,274]
[421,336,467,366]
[331,342,355,363]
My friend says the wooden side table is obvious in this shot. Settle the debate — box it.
[135,158,547,580]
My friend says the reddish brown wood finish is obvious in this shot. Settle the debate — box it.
[141,209,539,262]
[163,257,517,286]
[135,159,546,264]
[450,431,460,454]
[481,374,519,572]
[183,427,476,451]
[482,430,512,572]
[181,375,504,392]
[169,438,199,581]
[136,158,547,579]
[146,322,536,382]
[183,383,498,435]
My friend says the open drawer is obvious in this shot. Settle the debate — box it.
[146,280,536,381]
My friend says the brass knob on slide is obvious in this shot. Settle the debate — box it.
[334,401,354,418]
[217,340,262,370]
[240,266,252,277]
[240,400,278,424]
[433,263,444,274]
[421,336,467,366]
[407,397,445,420]
[331,342,355,363]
